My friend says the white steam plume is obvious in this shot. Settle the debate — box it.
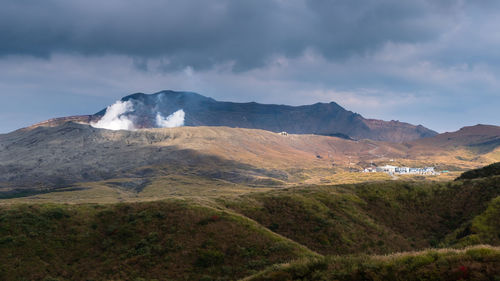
[91,100,136,130]
[155,109,185,128]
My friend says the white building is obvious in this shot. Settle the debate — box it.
[376,165,397,174]
[395,167,410,174]
[365,165,439,175]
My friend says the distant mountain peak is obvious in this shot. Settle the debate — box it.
[120,90,216,104]
[121,92,147,101]
[90,90,437,142]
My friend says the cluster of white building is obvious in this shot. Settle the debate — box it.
[363,165,439,175]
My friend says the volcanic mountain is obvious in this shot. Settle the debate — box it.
[3,93,500,281]
[28,90,437,142]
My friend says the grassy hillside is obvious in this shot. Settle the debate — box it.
[244,246,500,281]
[445,195,500,247]
[221,175,500,256]
[456,162,500,180]
[242,163,500,280]
[0,200,315,281]
[1,163,500,280]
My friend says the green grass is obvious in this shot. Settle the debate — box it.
[221,187,412,255]
[0,174,274,204]
[220,176,500,256]
[1,163,500,280]
[244,246,500,281]
[456,162,500,180]
[0,200,315,281]
[446,195,500,247]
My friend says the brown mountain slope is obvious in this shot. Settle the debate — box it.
[401,124,500,169]
[0,123,400,189]
[23,115,96,130]
[1,123,499,197]
[412,124,500,148]
[364,119,436,143]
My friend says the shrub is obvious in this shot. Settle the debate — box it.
[195,249,225,268]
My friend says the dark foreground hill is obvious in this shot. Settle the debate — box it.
[1,163,500,280]
[245,246,500,281]
[28,90,437,142]
[456,162,500,180]
[0,200,315,280]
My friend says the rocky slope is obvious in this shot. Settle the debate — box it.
[412,124,500,151]
[0,123,498,195]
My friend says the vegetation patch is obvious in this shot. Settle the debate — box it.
[244,246,500,281]
[0,200,312,281]
[456,162,500,180]
[2,163,500,280]
[223,176,500,256]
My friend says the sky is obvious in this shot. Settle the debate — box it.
[1,0,499,133]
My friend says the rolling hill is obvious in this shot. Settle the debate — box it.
[1,163,500,280]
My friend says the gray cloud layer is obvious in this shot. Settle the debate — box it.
[0,0,499,133]
[1,0,487,70]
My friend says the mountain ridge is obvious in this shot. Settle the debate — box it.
[23,90,437,142]
[113,90,437,142]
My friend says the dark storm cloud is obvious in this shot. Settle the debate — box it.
[0,0,486,71]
